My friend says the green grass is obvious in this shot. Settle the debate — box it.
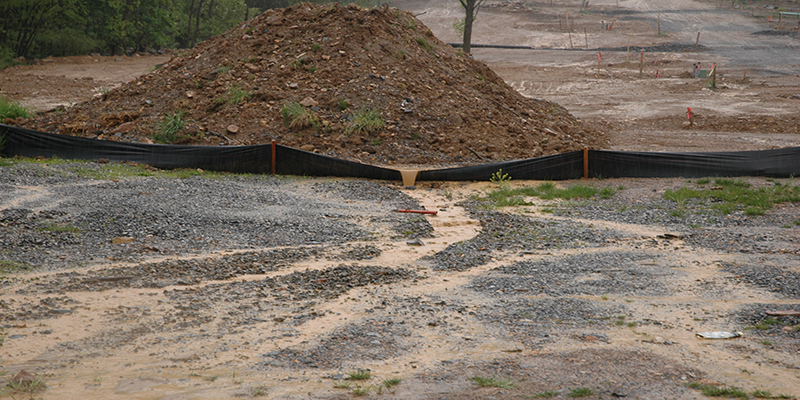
[37,222,81,233]
[751,390,793,399]
[568,387,595,397]
[345,369,371,380]
[664,178,800,217]
[469,376,516,389]
[0,95,31,120]
[154,110,186,144]
[336,98,350,110]
[752,317,788,330]
[249,385,268,396]
[0,260,30,275]
[415,37,434,51]
[281,101,319,130]
[687,382,748,399]
[3,375,47,395]
[345,108,384,135]
[216,65,231,75]
[481,182,619,208]
[533,391,559,398]
[382,378,401,388]
[221,86,252,105]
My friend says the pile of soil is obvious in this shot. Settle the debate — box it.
[17,3,608,166]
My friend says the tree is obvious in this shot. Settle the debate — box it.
[457,0,485,55]
[0,0,61,59]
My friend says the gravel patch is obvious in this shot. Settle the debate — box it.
[15,247,322,293]
[427,203,633,271]
[258,317,414,369]
[471,251,678,297]
[477,297,626,349]
[162,264,420,330]
[0,161,427,272]
[0,295,80,322]
[732,303,800,339]
[720,261,800,299]
[423,348,703,400]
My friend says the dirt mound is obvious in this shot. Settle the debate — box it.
[17,3,608,166]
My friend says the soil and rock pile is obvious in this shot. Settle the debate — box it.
[18,3,608,166]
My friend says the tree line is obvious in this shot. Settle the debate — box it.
[0,0,375,68]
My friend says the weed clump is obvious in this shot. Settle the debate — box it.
[154,110,186,144]
[345,108,384,135]
[0,95,31,121]
[281,102,319,129]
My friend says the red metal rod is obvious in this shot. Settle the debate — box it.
[271,140,277,174]
[397,209,438,215]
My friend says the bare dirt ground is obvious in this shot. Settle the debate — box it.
[1,0,800,399]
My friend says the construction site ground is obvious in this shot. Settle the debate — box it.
[1,0,799,399]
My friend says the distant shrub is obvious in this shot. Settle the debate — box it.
[0,95,31,120]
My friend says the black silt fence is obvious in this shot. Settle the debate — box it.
[2,124,799,180]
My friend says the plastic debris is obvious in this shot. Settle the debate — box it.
[695,331,742,340]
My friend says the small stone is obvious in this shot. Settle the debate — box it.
[226,124,239,134]
[406,238,424,246]
[11,370,35,386]
[111,237,135,244]
[186,91,194,98]
[299,97,318,107]
[300,144,315,152]
[288,83,298,89]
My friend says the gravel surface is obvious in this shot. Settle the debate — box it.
[2,161,800,399]
[473,251,679,297]
[427,202,635,271]
[0,160,428,273]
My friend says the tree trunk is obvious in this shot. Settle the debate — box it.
[459,0,483,55]
[463,1,474,54]
[192,0,205,47]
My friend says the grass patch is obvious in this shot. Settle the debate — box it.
[344,369,371,380]
[216,65,231,75]
[220,86,253,105]
[469,376,516,389]
[3,375,48,395]
[0,260,30,275]
[249,385,268,396]
[568,387,595,397]
[533,391,559,398]
[382,378,401,388]
[37,222,81,233]
[664,178,800,216]
[345,108,384,135]
[415,37,434,51]
[481,182,618,208]
[154,110,186,144]
[752,317,788,330]
[687,382,748,399]
[751,390,793,399]
[0,95,31,120]
[281,101,319,129]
